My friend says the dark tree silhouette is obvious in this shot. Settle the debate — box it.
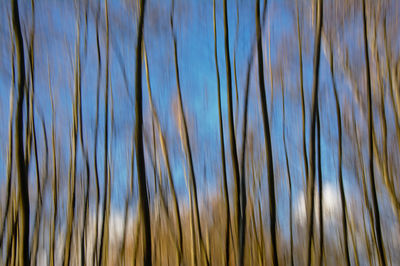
[306,0,323,264]
[362,0,387,264]
[12,0,29,264]
[134,0,152,265]
[255,0,279,264]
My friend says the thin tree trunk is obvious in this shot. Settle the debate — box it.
[63,20,81,266]
[98,1,111,264]
[296,0,309,185]
[48,64,58,266]
[92,5,102,265]
[144,45,183,265]
[306,0,323,264]
[347,207,360,266]
[12,0,30,264]
[383,19,400,155]
[31,118,49,266]
[238,1,268,263]
[255,0,279,264]
[143,120,178,259]
[238,52,251,266]
[233,0,240,135]
[171,20,210,266]
[354,116,380,264]
[28,0,41,209]
[5,193,18,266]
[329,47,350,266]
[0,25,15,250]
[281,72,293,266]
[317,106,324,266]
[189,186,197,266]
[238,3,269,263]
[373,19,400,224]
[73,5,91,264]
[79,64,91,266]
[118,140,134,265]
[361,0,387,264]
[134,0,151,264]
[170,1,209,264]
[222,1,242,264]
[213,1,231,264]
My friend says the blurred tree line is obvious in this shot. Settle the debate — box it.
[0,0,400,265]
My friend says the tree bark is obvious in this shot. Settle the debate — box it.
[306,0,323,264]
[134,0,151,264]
[361,0,387,264]
[12,0,30,264]
[255,0,279,265]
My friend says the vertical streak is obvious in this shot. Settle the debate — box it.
[296,0,309,185]
[222,1,242,264]
[0,20,15,251]
[99,0,111,264]
[361,0,387,265]
[145,43,183,265]
[281,72,293,266]
[63,17,80,266]
[213,0,231,265]
[306,0,323,264]
[49,65,57,266]
[317,106,323,266]
[12,0,29,264]
[171,1,209,264]
[134,0,151,264]
[330,48,350,266]
[92,4,102,265]
[255,0,279,265]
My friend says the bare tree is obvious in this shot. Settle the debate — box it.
[0,18,15,253]
[361,0,387,264]
[222,0,242,264]
[171,1,209,263]
[91,3,102,264]
[12,0,30,264]
[213,1,230,264]
[306,0,323,264]
[317,105,323,266]
[144,44,183,265]
[255,0,279,264]
[281,71,293,266]
[49,64,58,266]
[329,45,350,266]
[63,15,81,266]
[133,0,152,264]
[296,0,309,185]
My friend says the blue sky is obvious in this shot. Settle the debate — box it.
[1,0,399,246]
[0,0,342,218]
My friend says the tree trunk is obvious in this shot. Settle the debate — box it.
[361,0,387,264]
[255,0,279,264]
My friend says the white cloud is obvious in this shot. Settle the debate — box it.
[295,182,341,225]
